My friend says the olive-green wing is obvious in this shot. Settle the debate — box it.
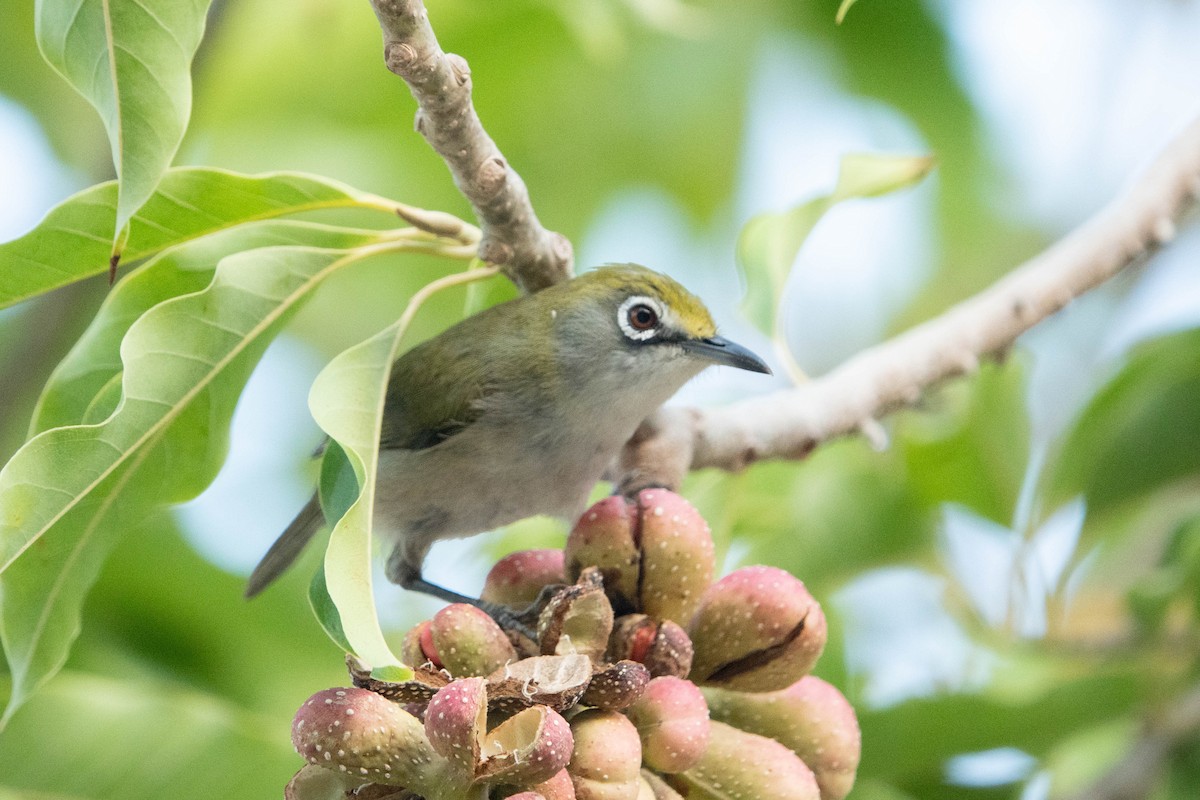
[379,327,493,451]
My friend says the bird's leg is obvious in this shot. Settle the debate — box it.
[387,547,539,641]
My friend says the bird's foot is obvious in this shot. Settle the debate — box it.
[401,574,542,642]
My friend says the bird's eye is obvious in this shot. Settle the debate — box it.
[627,303,659,331]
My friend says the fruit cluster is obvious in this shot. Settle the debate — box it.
[287,489,860,800]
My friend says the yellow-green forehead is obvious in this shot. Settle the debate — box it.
[578,264,718,336]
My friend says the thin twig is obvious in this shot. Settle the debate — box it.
[618,117,1200,492]
[368,0,573,293]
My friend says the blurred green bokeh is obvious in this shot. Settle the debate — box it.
[2,0,1200,798]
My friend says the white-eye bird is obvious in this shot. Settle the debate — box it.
[245,264,770,608]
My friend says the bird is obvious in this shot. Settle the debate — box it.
[245,264,770,612]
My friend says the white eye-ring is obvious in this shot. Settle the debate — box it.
[618,295,665,341]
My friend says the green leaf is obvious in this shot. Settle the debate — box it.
[0,240,389,725]
[836,0,860,24]
[859,666,1144,786]
[1048,327,1200,514]
[0,671,297,800]
[308,266,497,668]
[34,0,213,240]
[737,153,934,337]
[0,168,387,310]
[30,221,385,434]
[899,358,1031,524]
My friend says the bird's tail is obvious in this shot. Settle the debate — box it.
[245,494,324,598]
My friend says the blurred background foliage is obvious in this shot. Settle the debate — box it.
[2,0,1200,798]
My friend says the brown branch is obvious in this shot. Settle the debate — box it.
[369,0,573,292]
[1065,681,1200,800]
[618,117,1200,492]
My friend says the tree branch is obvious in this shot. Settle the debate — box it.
[618,117,1200,492]
[369,0,573,292]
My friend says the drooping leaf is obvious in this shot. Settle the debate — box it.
[737,153,934,337]
[307,326,411,669]
[0,241,390,725]
[30,221,385,434]
[307,266,497,666]
[307,442,358,656]
[0,168,391,310]
[33,0,215,245]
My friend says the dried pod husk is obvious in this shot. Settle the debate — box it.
[624,677,710,774]
[483,549,567,607]
[634,489,714,625]
[679,720,820,800]
[402,620,434,667]
[479,704,574,787]
[582,660,650,711]
[347,655,447,705]
[539,576,614,659]
[688,566,827,692]
[568,709,644,800]
[565,496,641,611]
[431,603,518,677]
[609,615,693,679]
[488,654,593,713]
[424,678,487,775]
[703,677,861,800]
[291,687,442,789]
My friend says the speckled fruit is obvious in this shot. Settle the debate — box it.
[525,768,577,800]
[638,771,684,799]
[703,677,861,800]
[291,687,436,787]
[483,549,567,607]
[566,491,714,624]
[688,566,827,692]
[624,677,710,774]
[565,496,642,611]
[680,721,819,800]
[424,678,487,774]
[403,620,435,667]
[430,603,518,677]
[568,709,643,800]
[634,489,714,625]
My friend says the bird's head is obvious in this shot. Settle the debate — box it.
[544,264,771,395]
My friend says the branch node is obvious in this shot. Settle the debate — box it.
[476,156,509,198]
[446,53,471,85]
[479,238,514,266]
[1152,217,1177,244]
[385,42,418,73]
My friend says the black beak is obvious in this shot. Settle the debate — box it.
[681,336,772,375]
